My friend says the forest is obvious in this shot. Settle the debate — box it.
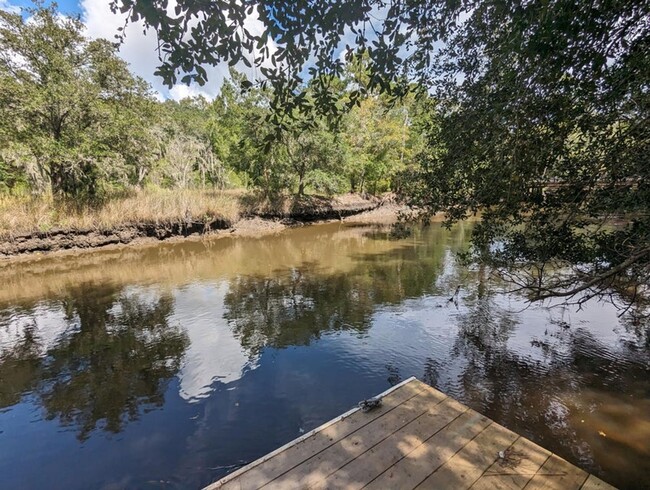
[1,0,648,316]
[0,5,424,202]
[0,2,648,488]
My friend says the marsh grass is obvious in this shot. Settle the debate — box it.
[0,188,242,238]
[0,189,375,239]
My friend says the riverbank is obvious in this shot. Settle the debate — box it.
[0,190,394,259]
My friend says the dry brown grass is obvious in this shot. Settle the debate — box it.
[0,188,241,238]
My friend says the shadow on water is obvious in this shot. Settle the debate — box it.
[0,221,648,489]
[441,268,650,487]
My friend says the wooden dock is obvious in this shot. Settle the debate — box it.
[205,377,616,490]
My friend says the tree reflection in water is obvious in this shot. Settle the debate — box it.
[0,284,188,440]
[0,222,647,489]
[223,226,455,355]
[445,269,650,482]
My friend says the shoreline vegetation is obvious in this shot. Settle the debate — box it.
[1,7,423,260]
[2,4,646,312]
[0,189,396,260]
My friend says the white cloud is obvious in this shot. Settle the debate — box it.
[168,282,259,402]
[0,0,20,13]
[168,72,229,101]
[0,306,70,358]
[80,0,224,100]
[80,0,276,101]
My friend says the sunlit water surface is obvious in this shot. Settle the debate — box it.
[0,222,648,489]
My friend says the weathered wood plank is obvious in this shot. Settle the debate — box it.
[204,378,616,490]
[364,409,492,490]
[260,385,448,489]
[580,474,617,490]
[470,436,552,490]
[414,420,519,489]
[523,454,589,490]
[310,396,468,490]
[211,377,424,490]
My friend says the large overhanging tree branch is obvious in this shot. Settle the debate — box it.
[109,0,448,126]
[110,0,650,315]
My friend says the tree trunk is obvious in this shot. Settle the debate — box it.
[350,176,357,192]
[296,160,306,196]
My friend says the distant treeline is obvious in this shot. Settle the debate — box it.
[0,6,429,201]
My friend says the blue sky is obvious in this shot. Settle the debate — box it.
[10,0,82,15]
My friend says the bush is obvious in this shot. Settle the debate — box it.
[305,170,348,196]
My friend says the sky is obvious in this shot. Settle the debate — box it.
[1,0,385,102]
[1,0,229,100]
[8,0,82,14]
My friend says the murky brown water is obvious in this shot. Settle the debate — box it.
[0,222,648,489]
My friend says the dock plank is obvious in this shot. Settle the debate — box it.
[310,396,468,490]
[523,454,589,490]
[470,436,552,490]
[581,474,617,490]
[214,378,425,490]
[260,385,447,489]
[204,378,617,490]
[414,420,519,489]
[364,409,492,490]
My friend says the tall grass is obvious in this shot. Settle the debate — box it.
[0,188,241,238]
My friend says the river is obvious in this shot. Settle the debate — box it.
[0,221,648,489]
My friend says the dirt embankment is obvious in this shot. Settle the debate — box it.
[0,194,387,259]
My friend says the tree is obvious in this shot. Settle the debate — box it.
[114,0,650,314]
[162,134,203,188]
[209,71,279,192]
[0,5,156,198]
[154,97,228,188]
[343,95,419,194]
[402,1,649,314]
[280,118,346,196]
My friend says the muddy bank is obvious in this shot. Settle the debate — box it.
[0,218,234,257]
[0,195,384,259]
[343,202,410,224]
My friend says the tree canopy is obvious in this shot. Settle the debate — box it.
[112,0,649,313]
[0,4,158,198]
[1,6,420,200]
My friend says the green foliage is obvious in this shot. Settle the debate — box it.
[305,169,347,196]
[0,4,420,209]
[110,0,414,126]
[114,0,650,311]
[204,67,416,196]
[280,117,345,196]
[209,72,279,193]
[343,95,422,194]
[0,5,157,199]
[0,159,28,193]
[0,5,419,203]
[155,97,229,189]
[402,0,650,308]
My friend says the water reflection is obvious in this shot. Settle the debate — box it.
[169,282,258,402]
[0,221,647,489]
[445,286,650,485]
[1,284,188,440]
[223,226,464,355]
